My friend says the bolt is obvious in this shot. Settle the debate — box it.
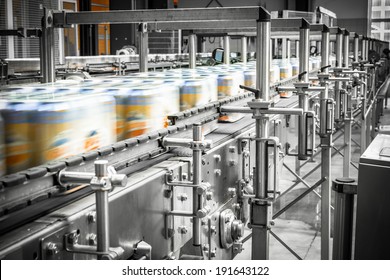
[178,226,188,234]
[210,226,217,235]
[214,169,222,176]
[225,216,231,223]
[228,188,236,197]
[46,243,59,256]
[229,146,236,153]
[202,159,206,165]
[182,173,188,180]
[178,193,188,201]
[201,220,207,226]
[88,233,97,246]
[270,220,275,226]
[167,228,175,238]
[164,189,173,198]
[206,191,213,201]
[202,244,209,251]
[210,249,217,258]
[229,160,237,166]
[232,203,240,211]
[214,155,221,162]
[87,212,96,224]
[197,206,211,218]
[197,185,207,195]
[67,232,79,245]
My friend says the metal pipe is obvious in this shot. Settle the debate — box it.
[295,40,299,58]
[41,9,55,83]
[58,171,95,185]
[332,178,357,260]
[192,124,202,246]
[297,24,309,160]
[201,37,206,53]
[343,31,351,178]
[252,16,271,261]
[104,26,109,55]
[241,36,247,64]
[319,26,332,261]
[361,38,366,61]
[334,31,343,121]
[224,35,230,65]
[162,138,193,148]
[96,190,109,255]
[94,161,110,258]
[354,34,359,62]
[343,31,350,68]
[138,23,148,72]
[189,34,196,69]
[287,39,291,60]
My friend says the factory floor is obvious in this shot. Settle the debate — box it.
[235,97,390,260]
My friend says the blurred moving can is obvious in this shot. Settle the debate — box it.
[125,86,164,138]
[217,74,236,98]
[2,101,37,173]
[279,62,292,80]
[0,110,6,176]
[35,101,73,164]
[244,71,256,88]
[180,79,208,111]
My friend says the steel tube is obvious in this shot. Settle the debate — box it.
[343,32,349,68]
[252,17,271,261]
[58,171,94,185]
[139,23,148,72]
[162,138,192,148]
[361,39,366,61]
[241,36,247,64]
[295,40,299,58]
[334,32,343,121]
[96,190,110,256]
[343,31,351,178]
[189,34,196,69]
[192,124,202,246]
[201,37,206,53]
[297,25,309,160]
[319,27,332,260]
[224,35,230,65]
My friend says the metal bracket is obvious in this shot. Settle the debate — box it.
[64,231,124,260]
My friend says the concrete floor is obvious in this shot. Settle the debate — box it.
[236,97,390,260]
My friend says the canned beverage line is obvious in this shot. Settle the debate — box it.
[0,61,320,176]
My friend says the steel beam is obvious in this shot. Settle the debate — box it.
[53,7,265,26]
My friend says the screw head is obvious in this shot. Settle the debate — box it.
[229,160,237,166]
[178,193,188,201]
[46,243,59,256]
[87,212,96,224]
[214,155,221,162]
[206,191,213,200]
[228,188,236,197]
[88,233,97,246]
[229,146,236,153]
[178,226,188,234]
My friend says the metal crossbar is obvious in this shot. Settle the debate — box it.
[273,177,326,219]
[270,230,303,260]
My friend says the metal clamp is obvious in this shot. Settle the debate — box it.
[319,98,335,137]
[241,136,281,200]
[58,160,127,259]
